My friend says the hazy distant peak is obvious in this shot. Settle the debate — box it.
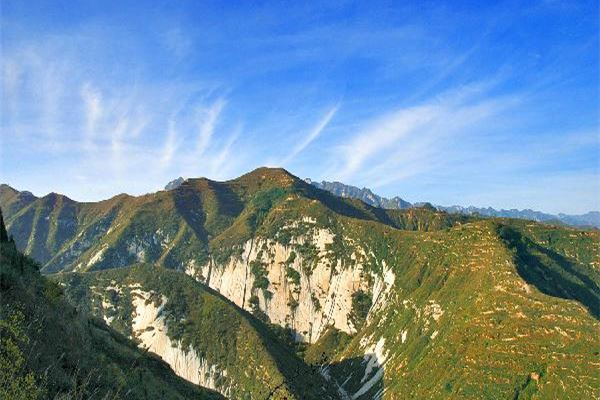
[306,179,413,209]
[165,177,185,190]
[307,178,599,228]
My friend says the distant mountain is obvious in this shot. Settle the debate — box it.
[439,205,600,228]
[306,179,412,209]
[165,176,185,190]
[305,180,599,228]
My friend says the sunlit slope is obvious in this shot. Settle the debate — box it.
[313,220,599,399]
[1,168,468,273]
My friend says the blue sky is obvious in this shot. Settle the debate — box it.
[1,1,598,214]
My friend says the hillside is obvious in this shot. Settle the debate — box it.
[2,167,599,399]
[0,209,223,399]
[55,264,338,399]
[309,219,599,398]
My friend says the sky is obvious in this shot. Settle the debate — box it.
[1,0,598,214]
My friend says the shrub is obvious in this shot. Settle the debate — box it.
[348,290,372,330]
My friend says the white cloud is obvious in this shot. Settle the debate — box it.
[80,83,102,149]
[207,127,241,178]
[330,83,519,186]
[160,119,179,168]
[0,32,240,200]
[280,104,339,165]
[195,98,226,157]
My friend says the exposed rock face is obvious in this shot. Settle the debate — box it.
[355,337,388,400]
[102,286,230,396]
[186,226,396,344]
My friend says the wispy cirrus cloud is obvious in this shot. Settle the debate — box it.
[80,83,102,150]
[0,28,241,199]
[329,82,520,187]
[1,1,597,214]
[280,104,339,166]
[160,119,179,168]
[195,98,226,158]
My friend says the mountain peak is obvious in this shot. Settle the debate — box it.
[230,167,299,188]
[165,177,185,191]
[243,166,296,178]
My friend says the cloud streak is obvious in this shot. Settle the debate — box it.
[195,98,226,157]
[280,104,339,166]
[0,32,241,200]
[80,83,102,150]
[329,83,521,187]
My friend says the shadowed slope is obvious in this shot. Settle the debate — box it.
[0,208,223,399]
[57,263,340,400]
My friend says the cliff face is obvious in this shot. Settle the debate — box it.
[127,287,229,395]
[59,264,340,400]
[201,232,359,344]
[186,223,396,344]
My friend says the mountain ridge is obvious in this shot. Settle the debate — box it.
[164,177,599,228]
[2,167,599,399]
[0,207,224,399]
[300,179,599,228]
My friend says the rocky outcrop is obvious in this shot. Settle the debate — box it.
[187,224,396,343]
[99,286,230,396]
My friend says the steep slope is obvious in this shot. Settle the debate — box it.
[56,264,339,400]
[0,184,38,217]
[311,220,599,399]
[0,209,223,399]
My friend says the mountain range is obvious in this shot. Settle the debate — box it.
[302,179,599,229]
[1,167,599,399]
[165,177,599,229]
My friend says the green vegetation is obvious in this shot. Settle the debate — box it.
[497,223,600,318]
[322,220,599,399]
[0,310,44,400]
[304,327,351,365]
[286,265,301,285]
[2,168,599,399]
[0,208,222,399]
[57,264,338,400]
[0,168,469,274]
[348,289,373,330]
